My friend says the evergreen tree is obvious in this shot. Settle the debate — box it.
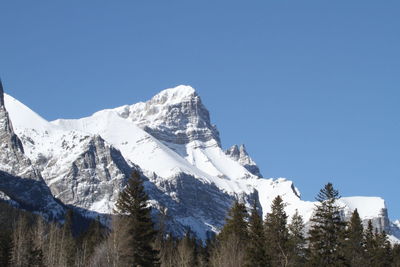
[287,210,306,266]
[343,209,365,266]
[308,183,346,266]
[373,230,392,267]
[218,200,248,242]
[392,243,400,267]
[264,195,290,267]
[115,171,159,267]
[211,200,248,267]
[364,220,377,265]
[245,202,270,267]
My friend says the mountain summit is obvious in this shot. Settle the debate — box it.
[1,84,399,240]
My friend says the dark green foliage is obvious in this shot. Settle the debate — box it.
[212,200,248,267]
[115,171,159,266]
[363,220,393,266]
[308,183,346,266]
[343,209,365,266]
[392,244,400,267]
[364,220,377,265]
[218,200,248,243]
[288,210,306,266]
[245,202,270,267]
[265,195,290,267]
[1,182,399,267]
[373,230,392,267]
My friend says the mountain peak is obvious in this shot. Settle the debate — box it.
[151,85,197,106]
[115,85,220,145]
[226,144,263,177]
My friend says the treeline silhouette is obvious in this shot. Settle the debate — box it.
[0,173,399,267]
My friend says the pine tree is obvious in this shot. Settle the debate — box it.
[364,220,377,265]
[115,171,159,267]
[245,202,270,267]
[343,209,365,266]
[373,230,392,266]
[287,210,306,266]
[218,200,248,242]
[211,200,248,267]
[308,183,346,266]
[264,195,290,267]
[392,243,400,267]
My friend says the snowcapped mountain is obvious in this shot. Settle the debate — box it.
[1,82,398,240]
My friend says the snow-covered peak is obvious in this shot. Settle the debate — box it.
[226,144,262,177]
[114,85,220,146]
[150,85,197,106]
[4,94,56,133]
[339,196,386,219]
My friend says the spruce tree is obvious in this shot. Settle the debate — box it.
[115,171,159,267]
[288,210,306,266]
[245,202,270,267]
[392,243,400,267]
[308,183,346,266]
[264,195,290,267]
[212,200,248,267]
[364,220,377,265]
[343,209,365,266]
[218,200,248,242]
[374,230,392,266]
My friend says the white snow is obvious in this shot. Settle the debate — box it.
[339,196,386,219]
[3,86,395,236]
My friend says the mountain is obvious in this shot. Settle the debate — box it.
[0,80,64,219]
[1,82,398,240]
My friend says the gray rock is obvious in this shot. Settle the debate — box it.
[226,144,263,177]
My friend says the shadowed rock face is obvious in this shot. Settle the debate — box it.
[145,171,259,239]
[43,135,135,213]
[0,80,64,218]
[0,81,39,179]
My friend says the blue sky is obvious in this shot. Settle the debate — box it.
[1,1,399,218]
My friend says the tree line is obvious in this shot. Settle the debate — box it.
[0,172,399,267]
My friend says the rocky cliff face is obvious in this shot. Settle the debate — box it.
[0,81,40,180]
[226,144,262,177]
[1,83,399,240]
[115,86,221,146]
[0,80,64,219]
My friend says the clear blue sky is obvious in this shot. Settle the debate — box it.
[1,1,399,218]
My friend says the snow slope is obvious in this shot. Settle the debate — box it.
[3,86,399,239]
